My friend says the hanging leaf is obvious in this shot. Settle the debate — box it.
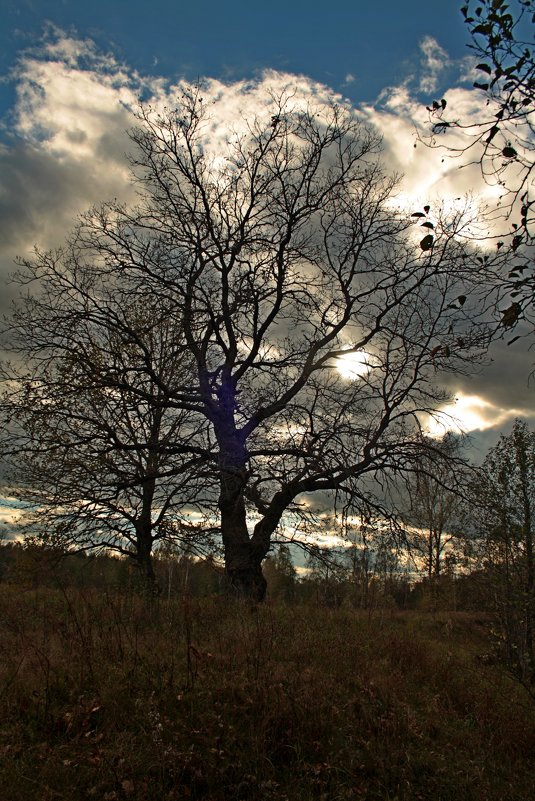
[502,146,517,158]
[420,234,434,251]
[473,23,492,34]
[421,221,434,229]
[512,235,523,251]
[508,335,521,345]
[501,302,522,327]
[424,205,431,213]
[411,212,426,218]
[476,63,492,74]
[474,82,490,91]
[457,295,467,306]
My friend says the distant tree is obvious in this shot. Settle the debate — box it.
[472,419,535,686]
[304,545,348,607]
[2,88,502,601]
[344,518,400,609]
[263,544,297,602]
[404,433,470,580]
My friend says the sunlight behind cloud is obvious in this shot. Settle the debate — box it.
[423,392,526,437]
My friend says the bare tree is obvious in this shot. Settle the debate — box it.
[3,89,500,600]
[404,433,470,580]
[0,256,213,588]
[79,90,502,600]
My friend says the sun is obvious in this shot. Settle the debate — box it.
[336,351,373,380]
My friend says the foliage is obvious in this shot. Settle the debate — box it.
[470,418,535,687]
[430,1,534,218]
[426,0,535,333]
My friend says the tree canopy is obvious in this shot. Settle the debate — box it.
[1,89,501,599]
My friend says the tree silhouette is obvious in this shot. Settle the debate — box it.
[2,89,500,600]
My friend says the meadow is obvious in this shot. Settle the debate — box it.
[1,583,534,801]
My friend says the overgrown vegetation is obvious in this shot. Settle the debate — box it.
[1,578,534,801]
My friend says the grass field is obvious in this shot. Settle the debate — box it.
[1,585,534,800]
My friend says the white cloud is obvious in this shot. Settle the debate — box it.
[418,35,450,93]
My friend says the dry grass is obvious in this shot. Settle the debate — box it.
[0,585,534,800]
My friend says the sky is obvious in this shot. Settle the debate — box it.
[0,0,533,534]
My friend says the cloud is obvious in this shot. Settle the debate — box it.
[423,391,532,438]
[418,35,450,93]
[0,27,531,468]
[0,30,352,319]
[0,29,150,314]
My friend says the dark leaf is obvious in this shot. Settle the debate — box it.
[420,234,434,251]
[457,295,467,306]
[476,63,492,74]
[421,221,434,229]
[411,212,426,218]
[474,82,490,91]
[512,235,523,251]
[485,125,499,143]
[508,335,521,345]
[440,98,447,109]
[424,205,431,213]
[501,302,522,327]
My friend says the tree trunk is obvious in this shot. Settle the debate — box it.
[218,458,267,602]
[133,473,159,594]
[135,516,158,595]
